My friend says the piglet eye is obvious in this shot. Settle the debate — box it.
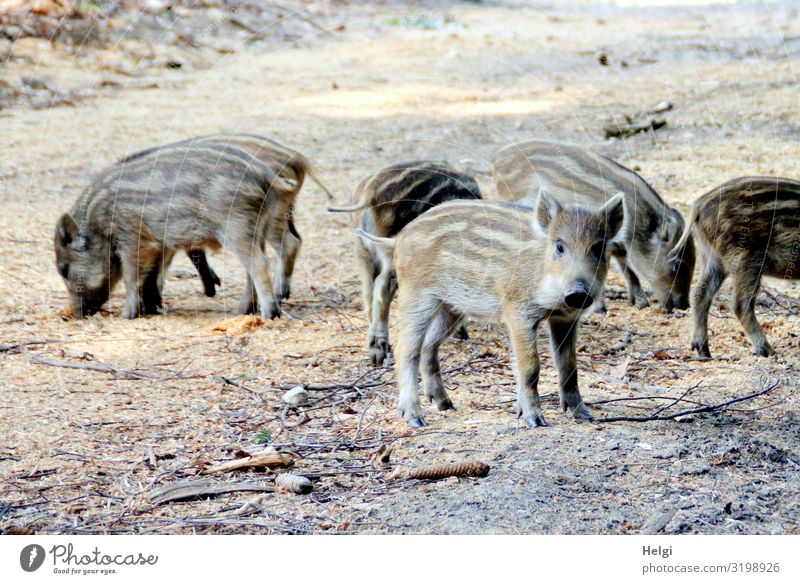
[592,242,606,258]
[554,240,565,255]
[59,263,70,279]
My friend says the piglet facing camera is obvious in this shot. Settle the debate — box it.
[368,191,626,427]
[493,140,695,313]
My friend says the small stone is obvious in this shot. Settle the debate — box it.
[283,386,309,406]
[682,461,711,475]
[640,510,675,534]
[653,445,685,459]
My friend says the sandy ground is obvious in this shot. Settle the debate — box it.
[1,0,800,534]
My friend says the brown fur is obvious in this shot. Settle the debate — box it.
[334,161,482,365]
[54,135,323,320]
[362,193,626,427]
[676,176,800,357]
[492,140,695,312]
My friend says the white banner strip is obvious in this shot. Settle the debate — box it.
[1,535,797,583]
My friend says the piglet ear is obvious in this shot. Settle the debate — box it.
[56,213,79,247]
[601,192,626,243]
[533,187,562,237]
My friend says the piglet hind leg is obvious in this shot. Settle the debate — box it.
[140,262,164,315]
[505,312,547,427]
[733,267,776,357]
[548,319,593,421]
[395,297,437,427]
[189,249,220,297]
[690,254,726,359]
[267,215,302,302]
[420,308,460,412]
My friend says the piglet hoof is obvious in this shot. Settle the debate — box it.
[262,303,281,320]
[369,347,387,367]
[753,342,776,357]
[368,337,390,367]
[594,303,608,316]
[122,306,140,320]
[408,417,426,427]
[436,397,456,412]
[691,340,711,360]
[632,294,650,309]
[203,271,220,297]
[278,284,291,301]
[570,403,594,422]
[515,404,548,427]
[452,326,470,341]
[525,413,548,427]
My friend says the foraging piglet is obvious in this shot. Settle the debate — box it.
[493,140,695,312]
[672,176,800,358]
[119,133,333,307]
[328,160,482,366]
[360,191,626,427]
[54,134,329,319]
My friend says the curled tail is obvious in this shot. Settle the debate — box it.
[668,204,697,260]
[284,153,334,201]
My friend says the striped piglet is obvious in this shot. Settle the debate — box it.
[360,191,626,427]
[329,160,482,366]
[493,140,695,313]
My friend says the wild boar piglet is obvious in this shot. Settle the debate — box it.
[493,140,695,313]
[329,160,482,366]
[672,176,800,358]
[360,191,626,427]
[54,134,329,320]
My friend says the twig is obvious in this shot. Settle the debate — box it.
[650,381,703,416]
[594,380,781,423]
[29,354,153,379]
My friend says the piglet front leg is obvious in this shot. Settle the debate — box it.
[548,319,593,421]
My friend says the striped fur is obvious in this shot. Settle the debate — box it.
[54,135,314,320]
[677,176,800,357]
[493,140,695,312]
[376,193,626,427]
[336,161,482,366]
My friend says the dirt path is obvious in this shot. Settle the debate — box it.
[1,0,799,534]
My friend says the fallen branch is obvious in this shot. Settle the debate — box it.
[604,117,666,139]
[29,354,157,381]
[202,451,293,475]
[594,380,781,423]
[650,381,703,416]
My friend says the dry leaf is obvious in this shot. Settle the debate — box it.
[609,356,630,380]
[210,315,265,336]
